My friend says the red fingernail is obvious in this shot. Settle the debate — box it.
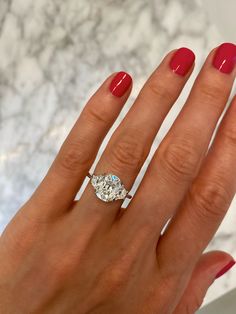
[169,47,195,76]
[109,71,132,97]
[215,260,236,279]
[213,43,236,74]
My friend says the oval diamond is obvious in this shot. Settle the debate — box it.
[91,173,128,202]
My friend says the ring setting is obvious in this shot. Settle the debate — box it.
[87,173,132,202]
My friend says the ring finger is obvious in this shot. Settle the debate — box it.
[123,43,236,236]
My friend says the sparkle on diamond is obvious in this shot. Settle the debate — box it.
[91,173,128,202]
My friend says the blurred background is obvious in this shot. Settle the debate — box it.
[0,0,235,307]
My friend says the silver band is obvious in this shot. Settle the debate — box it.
[87,172,132,202]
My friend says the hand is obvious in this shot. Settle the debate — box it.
[0,43,236,314]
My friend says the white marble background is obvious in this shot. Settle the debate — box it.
[0,0,235,307]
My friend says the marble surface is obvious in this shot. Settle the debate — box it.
[0,0,235,307]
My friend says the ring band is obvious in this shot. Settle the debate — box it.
[87,172,132,202]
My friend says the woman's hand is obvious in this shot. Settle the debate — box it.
[0,43,236,314]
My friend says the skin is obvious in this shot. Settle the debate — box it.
[0,47,236,314]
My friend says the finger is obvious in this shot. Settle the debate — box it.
[173,251,235,314]
[78,48,195,226]
[158,94,236,274]
[124,43,236,234]
[23,72,132,220]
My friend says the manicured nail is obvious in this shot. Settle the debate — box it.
[109,71,132,97]
[213,43,236,74]
[215,260,236,279]
[169,47,195,76]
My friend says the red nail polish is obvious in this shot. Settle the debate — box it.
[169,47,195,76]
[109,71,132,97]
[215,260,236,279]
[213,43,236,74]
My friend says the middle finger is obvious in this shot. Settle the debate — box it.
[77,47,195,226]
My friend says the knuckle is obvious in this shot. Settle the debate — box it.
[57,141,93,177]
[147,80,175,102]
[84,103,110,126]
[98,239,141,297]
[2,214,41,256]
[109,133,147,173]
[103,266,127,291]
[48,249,82,287]
[98,263,130,299]
[158,138,199,181]
[159,270,187,307]
[50,262,70,285]
[221,124,236,146]
[189,179,230,221]
[174,294,203,314]
[47,263,72,290]
[190,293,204,313]
[198,80,225,105]
[182,295,203,314]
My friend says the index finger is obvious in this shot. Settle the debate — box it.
[23,72,132,220]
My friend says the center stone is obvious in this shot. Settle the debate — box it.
[91,173,128,202]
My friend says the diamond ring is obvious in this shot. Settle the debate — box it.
[87,173,132,203]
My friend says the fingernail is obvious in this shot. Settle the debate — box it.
[213,43,236,74]
[215,260,236,279]
[109,71,132,97]
[169,47,195,76]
